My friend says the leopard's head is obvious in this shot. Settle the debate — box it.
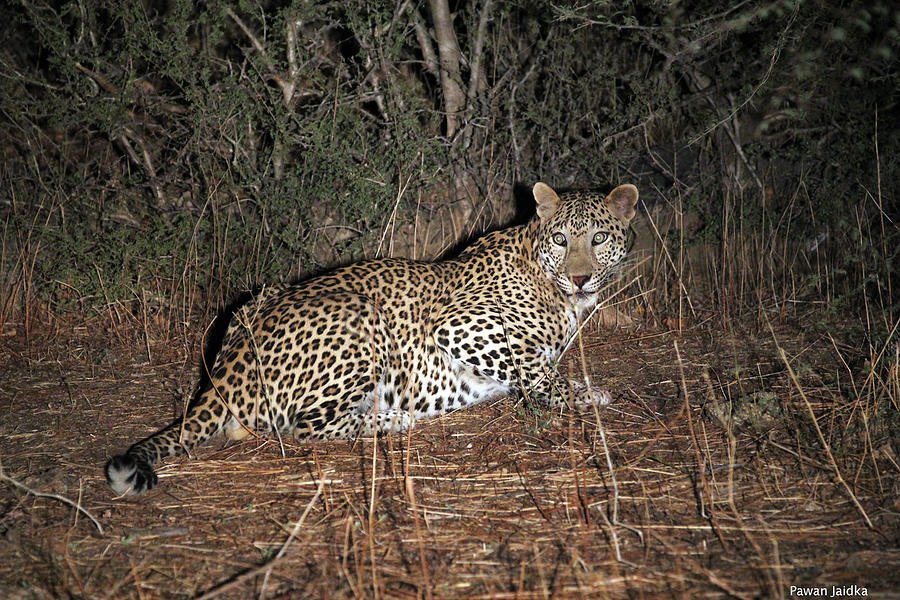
[532,182,638,306]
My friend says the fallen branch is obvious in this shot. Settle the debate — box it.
[0,465,104,535]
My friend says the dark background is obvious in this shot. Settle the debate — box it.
[1,0,897,332]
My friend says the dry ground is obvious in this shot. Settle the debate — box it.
[1,319,898,599]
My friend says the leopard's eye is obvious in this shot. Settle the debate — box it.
[592,231,609,245]
[552,232,567,246]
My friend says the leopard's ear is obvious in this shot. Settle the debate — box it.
[606,184,638,223]
[533,182,561,222]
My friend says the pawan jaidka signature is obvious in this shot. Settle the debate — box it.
[790,585,868,597]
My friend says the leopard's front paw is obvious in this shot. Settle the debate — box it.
[537,378,614,410]
[575,386,612,408]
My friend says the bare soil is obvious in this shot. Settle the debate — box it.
[1,320,898,599]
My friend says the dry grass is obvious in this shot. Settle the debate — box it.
[0,311,897,599]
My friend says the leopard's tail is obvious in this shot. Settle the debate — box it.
[105,386,229,495]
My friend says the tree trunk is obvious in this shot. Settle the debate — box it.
[428,0,465,139]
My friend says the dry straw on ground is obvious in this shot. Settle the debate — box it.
[1,314,897,599]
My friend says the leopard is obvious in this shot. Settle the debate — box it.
[105,181,639,495]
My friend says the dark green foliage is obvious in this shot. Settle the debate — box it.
[1,1,450,315]
[0,0,897,325]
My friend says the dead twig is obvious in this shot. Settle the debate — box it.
[259,480,324,598]
[0,464,103,535]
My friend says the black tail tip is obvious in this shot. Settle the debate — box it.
[105,454,158,495]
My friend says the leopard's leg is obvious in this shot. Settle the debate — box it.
[517,360,613,410]
[432,302,613,412]
[289,373,411,441]
[293,409,413,440]
[362,408,413,435]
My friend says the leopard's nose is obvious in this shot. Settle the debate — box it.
[571,275,590,289]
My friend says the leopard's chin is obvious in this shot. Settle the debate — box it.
[573,290,599,304]
[555,286,594,299]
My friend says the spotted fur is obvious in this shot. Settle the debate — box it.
[105,182,638,495]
